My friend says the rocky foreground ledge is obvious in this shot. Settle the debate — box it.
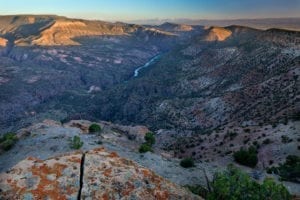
[0,147,201,200]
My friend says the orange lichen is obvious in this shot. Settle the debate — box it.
[7,179,27,197]
[27,157,38,161]
[120,158,134,166]
[155,190,170,200]
[67,156,82,163]
[103,168,112,177]
[121,182,135,196]
[29,163,69,199]
[108,152,119,158]
[66,186,74,195]
[142,169,151,178]
[102,193,109,200]
[93,147,105,152]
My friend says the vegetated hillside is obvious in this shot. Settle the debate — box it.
[86,26,300,131]
[0,15,202,132]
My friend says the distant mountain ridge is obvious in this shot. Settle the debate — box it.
[0,15,180,46]
[1,15,298,47]
[129,18,300,31]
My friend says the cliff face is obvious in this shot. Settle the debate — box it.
[29,20,133,46]
[0,147,201,200]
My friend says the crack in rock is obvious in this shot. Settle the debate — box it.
[78,152,85,200]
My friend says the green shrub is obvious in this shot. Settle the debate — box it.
[138,132,156,153]
[263,138,272,145]
[139,143,152,153]
[1,139,15,151]
[224,131,237,140]
[180,158,195,168]
[0,132,18,151]
[233,146,258,168]
[70,136,83,149]
[89,124,102,133]
[207,165,291,200]
[144,132,155,145]
[281,135,292,143]
[244,128,251,133]
[267,155,300,183]
[185,185,208,198]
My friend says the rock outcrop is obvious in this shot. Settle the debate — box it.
[0,148,201,199]
[0,37,7,47]
[0,152,82,199]
[204,26,232,41]
[81,148,201,199]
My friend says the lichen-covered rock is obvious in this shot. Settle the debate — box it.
[0,153,82,199]
[0,148,201,199]
[81,148,201,200]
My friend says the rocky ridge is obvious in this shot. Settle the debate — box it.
[0,15,180,46]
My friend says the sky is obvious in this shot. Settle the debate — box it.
[0,0,299,21]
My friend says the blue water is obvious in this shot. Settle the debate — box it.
[133,54,161,77]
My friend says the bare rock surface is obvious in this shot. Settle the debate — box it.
[204,26,232,41]
[0,153,81,199]
[0,147,201,200]
[82,148,201,199]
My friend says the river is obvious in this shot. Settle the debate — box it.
[133,54,162,77]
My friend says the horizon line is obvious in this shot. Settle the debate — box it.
[0,14,299,22]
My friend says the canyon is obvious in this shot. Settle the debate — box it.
[0,15,299,199]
